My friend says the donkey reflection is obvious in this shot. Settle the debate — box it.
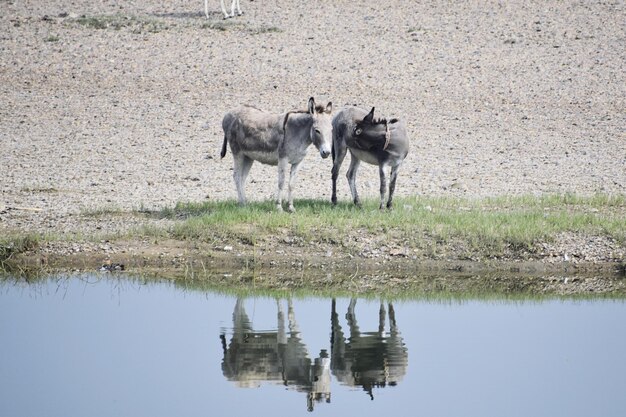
[220,298,331,411]
[330,298,408,400]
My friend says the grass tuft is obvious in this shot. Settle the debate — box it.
[73,14,169,33]
[0,235,40,270]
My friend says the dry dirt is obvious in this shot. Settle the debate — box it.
[1,1,625,290]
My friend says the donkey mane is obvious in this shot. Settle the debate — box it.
[281,105,329,131]
[365,117,400,126]
[288,105,329,115]
[242,104,264,112]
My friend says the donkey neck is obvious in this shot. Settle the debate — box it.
[283,112,314,145]
[279,112,315,162]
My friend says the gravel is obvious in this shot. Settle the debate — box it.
[1,0,625,237]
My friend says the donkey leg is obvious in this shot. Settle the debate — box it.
[378,164,388,210]
[233,0,243,16]
[346,157,362,207]
[239,156,254,202]
[276,158,289,211]
[232,154,247,205]
[331,144,347,205]
[287,161,303,213]
[387,163,402,209]
[220,0,230,18]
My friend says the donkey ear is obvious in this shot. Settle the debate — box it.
[363,107,375,123]
[308,97,315,114]
[325,102,333,113]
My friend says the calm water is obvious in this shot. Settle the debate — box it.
[1,276,625,417]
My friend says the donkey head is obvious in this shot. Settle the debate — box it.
[353,107,387,143]
[353,107,391,147]
[307,97,333,158]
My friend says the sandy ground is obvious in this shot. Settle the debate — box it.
[1,0,625,236]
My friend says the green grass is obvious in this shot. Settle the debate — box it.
[2,194,623,276]
[71,14,280,35]
[0,234,41,271]
[247,25,282,35]
[148,194,626,255]
[73,14,169,33]
[200,20,236,31]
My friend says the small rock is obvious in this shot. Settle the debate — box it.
[99,263,125,272]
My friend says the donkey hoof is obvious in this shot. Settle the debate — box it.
[288,205,296,213]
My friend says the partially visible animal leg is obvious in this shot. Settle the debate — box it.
[346,156,362,207]
[233,0,243,16]
[233,154,247,205]
[276,158,289,211]
[205,0,210,18]
[331,142,347,205]
[220,0,231,18]
[378,164,388,210]
[240,155,253,192]
[287,161,303,213]
[387,163,402,209]
[378,303,386,336]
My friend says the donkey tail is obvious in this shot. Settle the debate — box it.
[220,134,228,159]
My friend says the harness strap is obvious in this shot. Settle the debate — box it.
[383,123,391,150]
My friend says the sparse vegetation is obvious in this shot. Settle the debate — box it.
[69,13,279,35]
[147,195,625,256]
[2,194,624,281]
[0,234,40,270]
[247,25,282,35]
[73,14,169,33]
[201,20,235,31]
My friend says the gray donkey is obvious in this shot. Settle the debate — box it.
[331,106,409,209]
[221,97,333,212]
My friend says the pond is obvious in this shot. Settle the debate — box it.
[1,275,625,417]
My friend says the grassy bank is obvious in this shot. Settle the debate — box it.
[146,194,625,255]
[0,234,39,272]
[1,194,625,276]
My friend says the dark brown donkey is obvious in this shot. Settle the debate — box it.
[331,106,409,209]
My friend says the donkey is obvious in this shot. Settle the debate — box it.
[205,0,243,19]
[331,106,409,210]
[221,97,333,212]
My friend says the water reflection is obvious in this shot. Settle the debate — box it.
[331,299,408,400]
[3,276,626,417]
[220,298,331,411]
[220,298,408,411]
